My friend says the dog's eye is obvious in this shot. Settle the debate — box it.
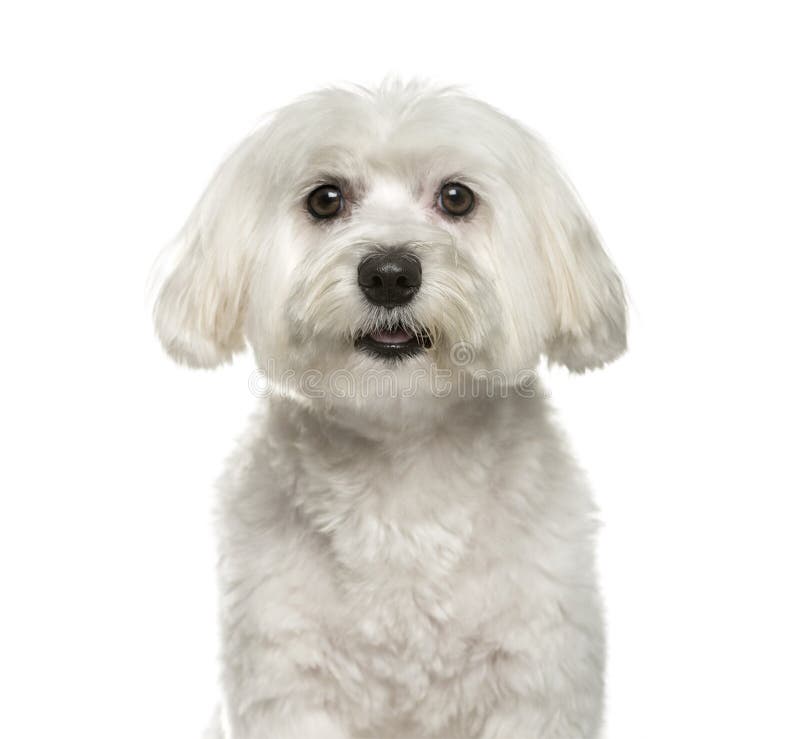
[438,183,475,217]
[307,185,344,219]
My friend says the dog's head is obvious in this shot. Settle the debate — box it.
[153,81,626,412]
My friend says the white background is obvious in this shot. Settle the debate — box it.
[2,2,798,737]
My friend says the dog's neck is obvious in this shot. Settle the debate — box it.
[267,393,546,575]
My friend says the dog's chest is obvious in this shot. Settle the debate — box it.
[321,499,496,729]
[271,409,516,729]
[328,549,484,728]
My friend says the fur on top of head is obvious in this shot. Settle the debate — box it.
[153,80,626,386]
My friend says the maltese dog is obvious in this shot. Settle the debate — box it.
[154,80,626,739]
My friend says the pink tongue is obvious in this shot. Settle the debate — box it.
[370,328,413,344]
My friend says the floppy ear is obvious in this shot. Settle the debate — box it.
[152,143,260,368]
[533,149,627,372]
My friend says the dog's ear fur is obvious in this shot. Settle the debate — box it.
[532,147,627,372]
[152,143,260,368]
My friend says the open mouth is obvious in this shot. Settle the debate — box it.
[355,326,432,359]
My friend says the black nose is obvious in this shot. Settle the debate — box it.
[357,252,421,308]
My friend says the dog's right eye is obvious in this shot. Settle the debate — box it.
[307,185,344,219]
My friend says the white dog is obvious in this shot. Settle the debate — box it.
[154,80,626,739]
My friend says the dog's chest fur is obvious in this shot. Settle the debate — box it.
[218,397,597,736]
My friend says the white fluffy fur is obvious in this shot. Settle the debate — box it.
[155,80,626,739]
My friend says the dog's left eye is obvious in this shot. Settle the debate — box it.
[307,185,344,219]
[438,182,475,217]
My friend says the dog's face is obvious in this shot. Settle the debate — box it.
[154,82,626,416]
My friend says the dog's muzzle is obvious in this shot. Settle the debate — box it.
[355,251,431,359]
